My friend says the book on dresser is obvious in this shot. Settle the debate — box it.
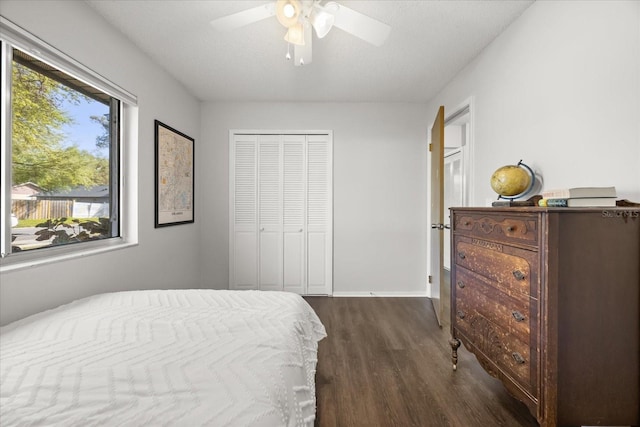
[542,197,617,207]
[540,185,616,199]
[448,206,639,427]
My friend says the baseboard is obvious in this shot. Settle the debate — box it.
[331,291,429,297]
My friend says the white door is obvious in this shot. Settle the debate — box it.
[443,149,463,271]
[443,104,471,272]
[230,132,332,295]
[258,135,283,291]
[282,135,306,293]
[306,134,332,295]
[230,135,258,289]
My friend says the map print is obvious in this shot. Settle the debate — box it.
[157,124,193,225]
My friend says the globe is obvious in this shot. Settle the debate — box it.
[490,163,533,198]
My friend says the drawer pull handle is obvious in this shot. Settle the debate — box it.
[512,270,525,280]
[512,310,526,322]
[506,225,515,232]
[458,252,466,260]
[457,281,465,289]
[512,352,526,365]
[457,310,466,319]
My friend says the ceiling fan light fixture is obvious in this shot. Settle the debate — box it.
[211,0,390,67]
[310,1,339,38]
[276,0,301,28]
[284,23,305,46]
[283,3,295,18]
[310,12,334,38]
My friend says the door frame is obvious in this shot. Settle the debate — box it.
[443,100,473,209]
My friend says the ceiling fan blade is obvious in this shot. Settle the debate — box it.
[333,4,390,47]
[210,3,276,32]
[294,23,313,66]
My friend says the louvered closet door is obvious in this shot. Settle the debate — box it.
[230,132,332,294]
[282,135,306,294]
[231,135,258,289]
[306,135,332,294]
[258,135,283,291]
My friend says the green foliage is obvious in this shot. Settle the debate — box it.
[11,62,109,191]
[17,217,100,228]
[34,217,110,246]
[90,114,110,149]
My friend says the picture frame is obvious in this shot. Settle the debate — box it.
[154,120,194,227]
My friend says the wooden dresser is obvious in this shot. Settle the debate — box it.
[449,207,639,427]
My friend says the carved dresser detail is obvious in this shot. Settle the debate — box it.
[449,207,640,427]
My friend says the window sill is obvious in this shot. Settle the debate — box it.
[0,239,138,273]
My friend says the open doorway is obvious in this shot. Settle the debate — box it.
[441,104,471,327]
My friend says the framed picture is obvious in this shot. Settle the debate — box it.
[154,120,194,227]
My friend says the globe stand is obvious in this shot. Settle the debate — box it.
[491,160,540,207]
[491,195,542,207]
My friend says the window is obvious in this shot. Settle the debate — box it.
[9,49,119,252]
[1,17,137,267]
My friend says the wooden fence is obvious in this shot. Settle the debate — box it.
[12,199,73,220]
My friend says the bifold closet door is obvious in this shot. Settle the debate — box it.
[230,135,258,289]
[282,136,306,294]
[230,132,332,294]
[257,135,283,291]
[257,135,306,293]
[306,135,332,295]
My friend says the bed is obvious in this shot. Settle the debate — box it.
[0,289,326,426]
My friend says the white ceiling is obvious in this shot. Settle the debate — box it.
[85,0,534,103]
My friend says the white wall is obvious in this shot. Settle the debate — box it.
[5,0,636,323]
[426,0,640,206]
[0,1,202,325]
[199,102,429,296]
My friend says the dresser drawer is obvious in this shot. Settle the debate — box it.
[454,236,538,300]
[454,307,535,393]
[454,213,538,246]
[455,268,532,345]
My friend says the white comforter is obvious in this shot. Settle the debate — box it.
[0,290,326,426]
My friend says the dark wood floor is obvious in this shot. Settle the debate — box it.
[305,297,539,427]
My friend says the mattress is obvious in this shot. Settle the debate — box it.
[0,289,326,426]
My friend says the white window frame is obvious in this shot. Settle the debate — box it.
[0,16,138,272]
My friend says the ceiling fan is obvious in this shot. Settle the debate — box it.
[210,0,391,66]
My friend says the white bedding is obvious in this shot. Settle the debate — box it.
[0,290,326,426]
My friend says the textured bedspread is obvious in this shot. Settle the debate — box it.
[0,290,326,426]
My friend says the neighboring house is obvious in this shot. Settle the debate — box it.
[11,182,45,220]
[35,185,110,218]
[11,182,43,200]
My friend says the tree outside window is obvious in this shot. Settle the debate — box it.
[7,49,119,253]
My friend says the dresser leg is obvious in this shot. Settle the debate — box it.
[449,338,461,371]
